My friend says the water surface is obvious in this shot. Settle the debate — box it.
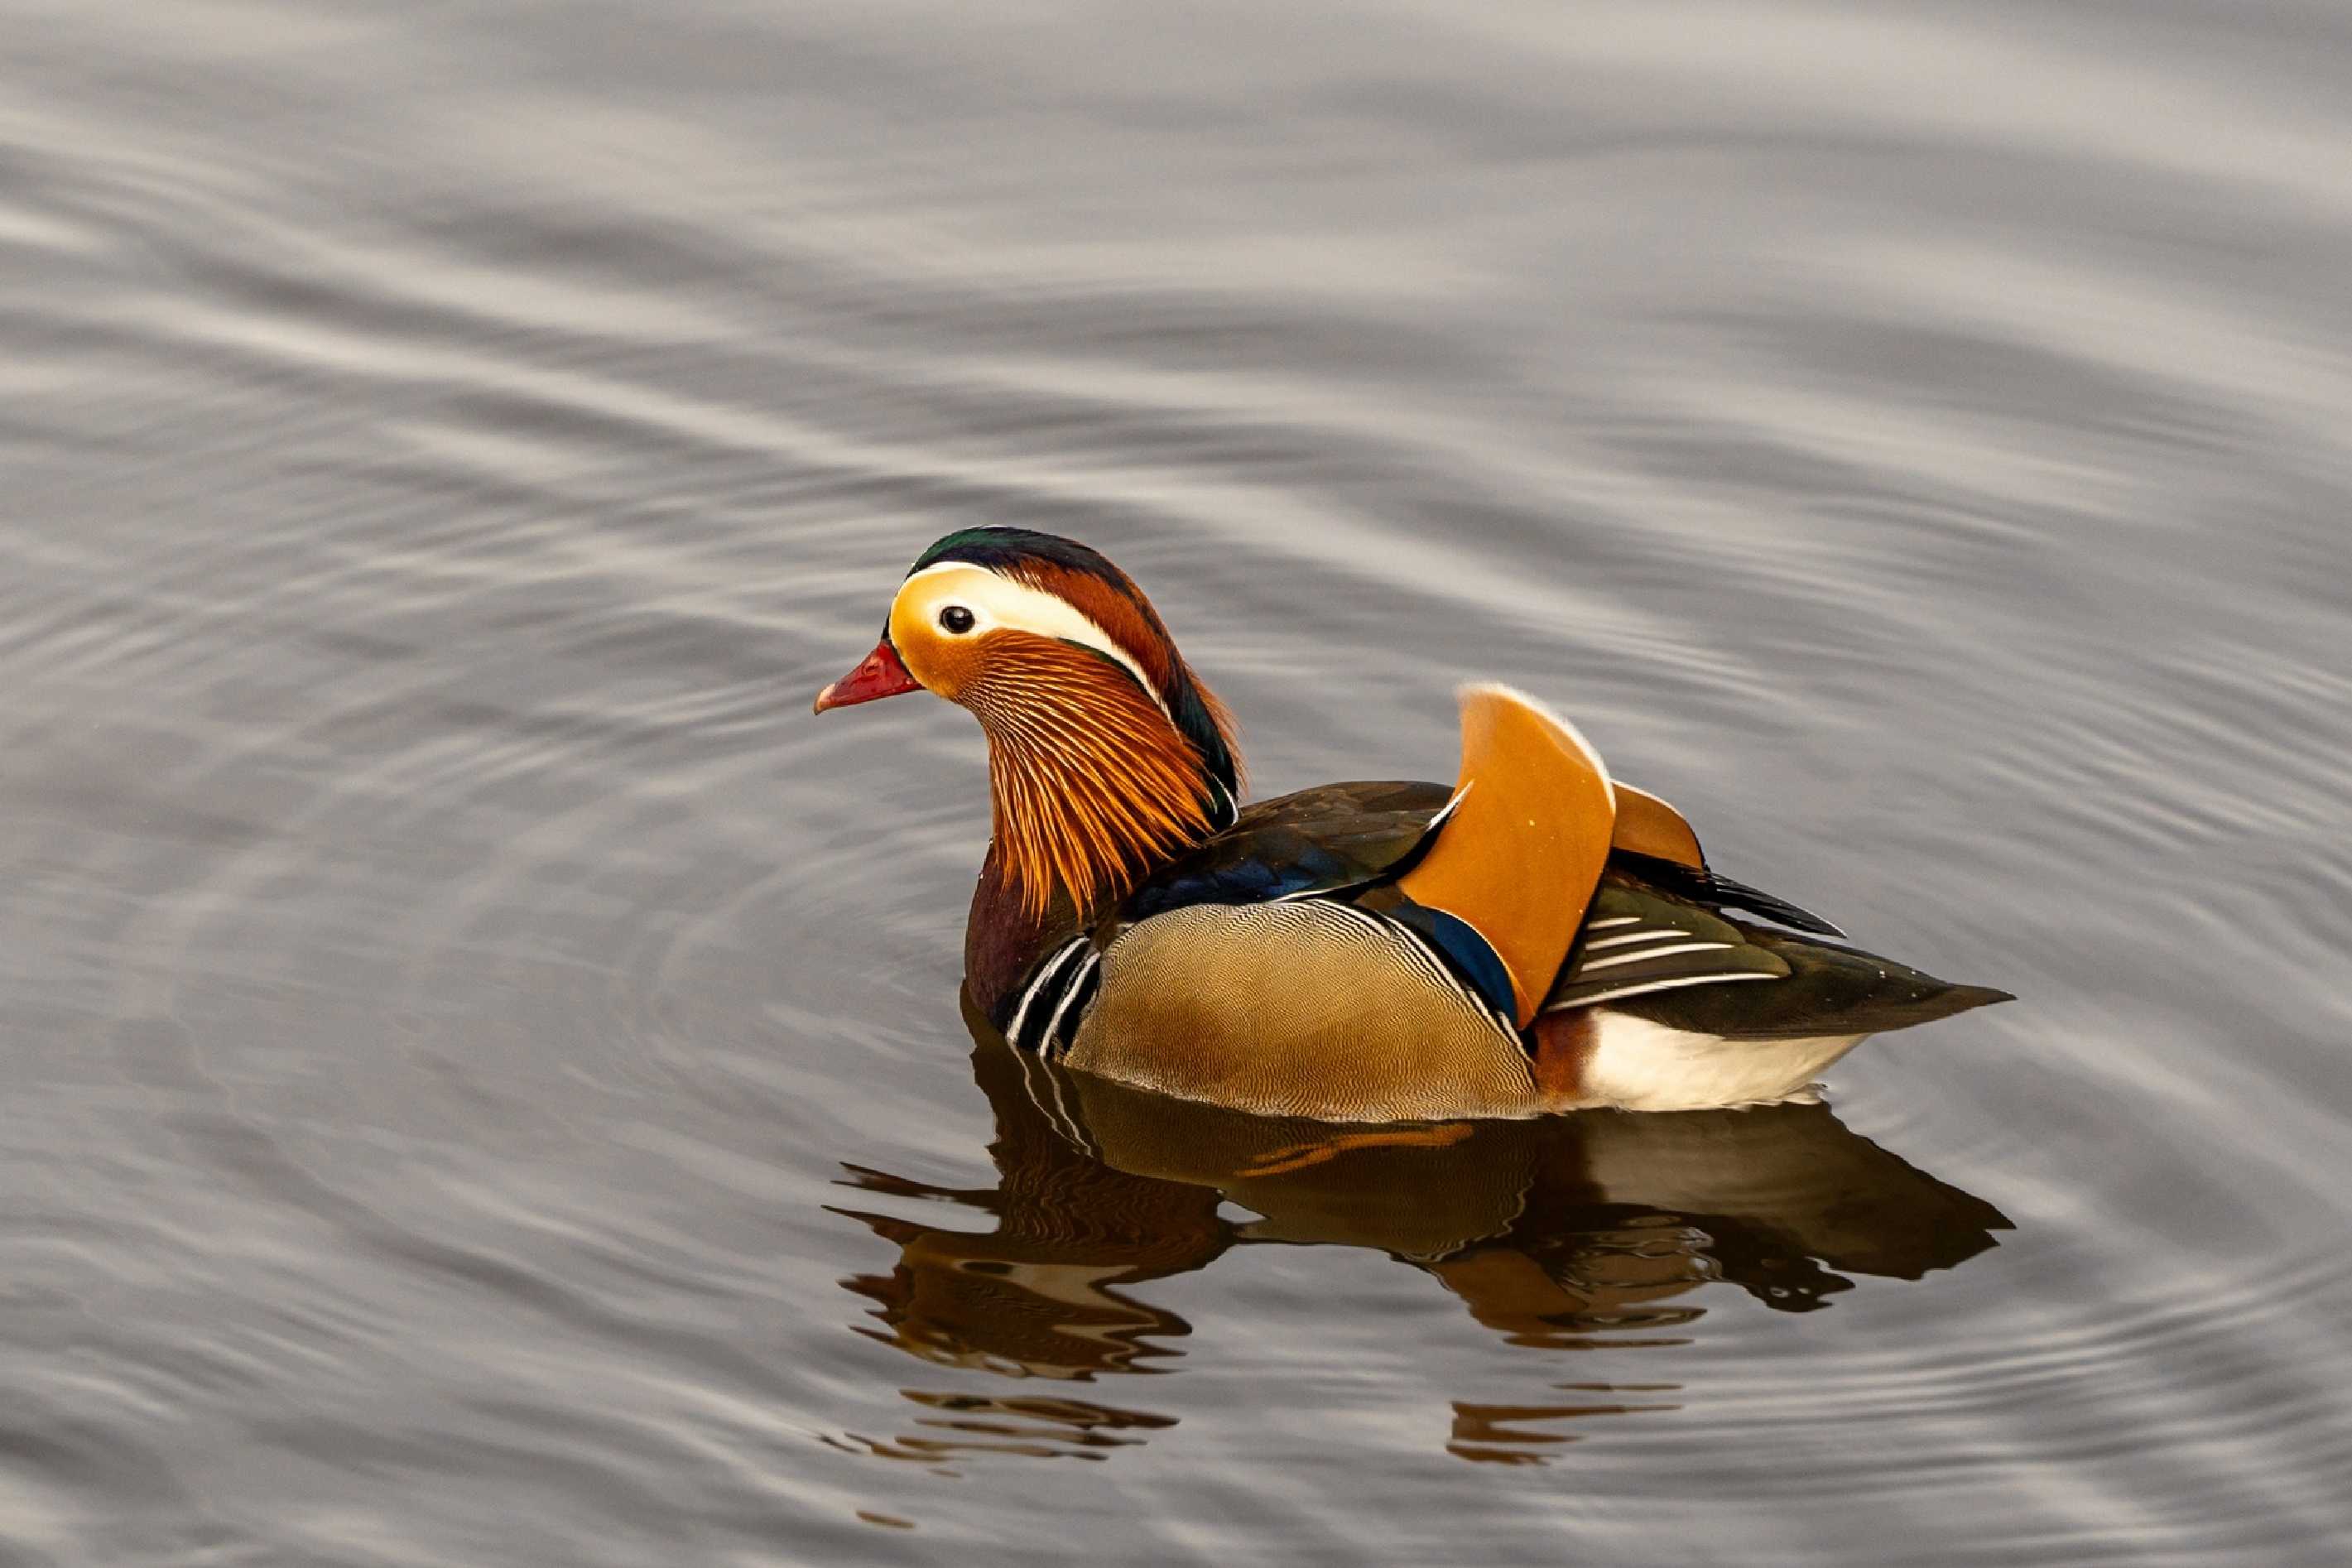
[2,1,2350,1562]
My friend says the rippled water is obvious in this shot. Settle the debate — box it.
[4,1,2350,1561]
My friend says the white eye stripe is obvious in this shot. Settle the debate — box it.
[902,561,1167,718]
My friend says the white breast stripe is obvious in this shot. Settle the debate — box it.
[1575,940,1735,974]
[1040,951,1100,1056]
[1006,939,1086,1050]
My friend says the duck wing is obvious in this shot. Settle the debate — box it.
[1542,873,2008,1036]
[1119,779,1454,918]
[1606,851,1845,938]
[1542,880,1794,1012]
[1600,918,2014,1041]
[1123,785,1840,940]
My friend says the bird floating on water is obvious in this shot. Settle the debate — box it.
[815,527,2008,1121]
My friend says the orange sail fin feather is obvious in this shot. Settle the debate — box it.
[1611,783,1705,869]
[969,637,1221,921]
[1397,685,1617,1027]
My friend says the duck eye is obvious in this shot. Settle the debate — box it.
[939,605,976,635]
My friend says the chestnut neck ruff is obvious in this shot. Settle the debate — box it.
[964,636,1238,922]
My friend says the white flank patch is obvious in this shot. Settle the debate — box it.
[1581,1012,1870,1111]
[900,561,1167,717]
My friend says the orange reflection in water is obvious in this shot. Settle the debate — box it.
[830,998,2008,1468]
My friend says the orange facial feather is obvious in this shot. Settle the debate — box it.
[963,635,1225,920]
[1002,559,1244,791]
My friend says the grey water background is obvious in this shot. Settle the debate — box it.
[3,1,2350,1562]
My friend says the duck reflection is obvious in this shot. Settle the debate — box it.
[830,998,2008,1465]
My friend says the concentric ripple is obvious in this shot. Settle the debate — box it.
[2,0,2350,1563]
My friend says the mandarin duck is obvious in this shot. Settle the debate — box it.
[815,527,2008,1122]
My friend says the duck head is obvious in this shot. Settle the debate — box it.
[815,527,1243,920]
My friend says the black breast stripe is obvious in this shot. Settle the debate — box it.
[1004,939,1088,1052]
[1042,952,1102,1060]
